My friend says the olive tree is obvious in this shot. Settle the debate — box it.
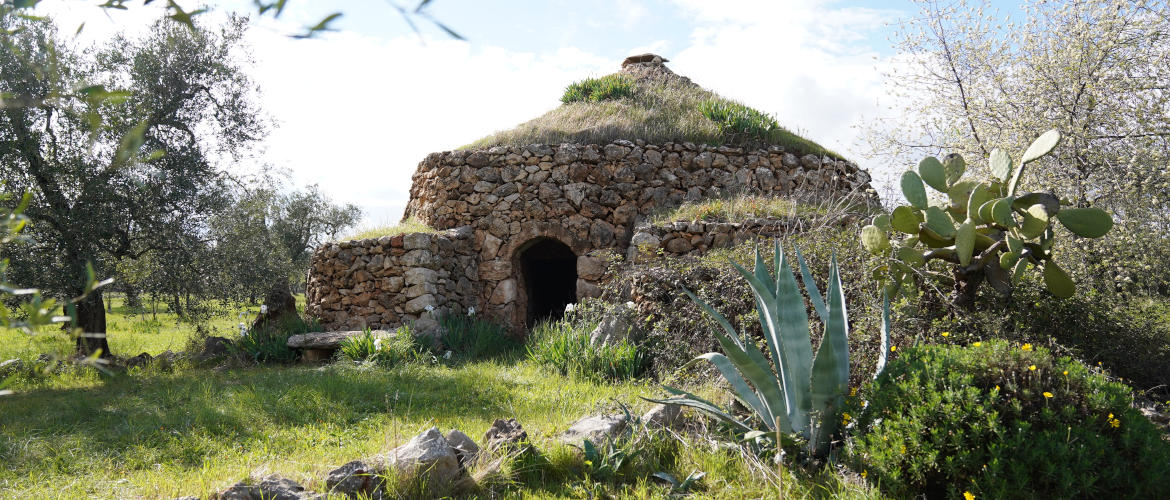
[0,15,263,356]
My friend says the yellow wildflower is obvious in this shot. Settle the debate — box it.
[972,341,982,347]
[842,412,852,424]
[891,345,897,352]
[1063,370,1068,376]
[861,470,868,479]
[1022,343,1033,351]
[964,492,976,500]
[941,331,950,337]
[850,387,858,397]
[1043,392,1053,398]
[901,445,907,454]
[1029,365,1037,371]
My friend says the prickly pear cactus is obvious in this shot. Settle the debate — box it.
[861,130,1113,305]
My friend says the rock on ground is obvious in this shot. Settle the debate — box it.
[560,414,628,445]
[482,418,529,453]
[211,475,322,500]
[642,403,683,429]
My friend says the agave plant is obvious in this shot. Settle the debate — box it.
[648,241,889,457]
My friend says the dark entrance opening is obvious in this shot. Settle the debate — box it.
[519,238,578,327]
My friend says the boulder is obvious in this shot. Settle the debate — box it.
[125,352,153,369]
[287,331,389,350]
[588,308,634,347]
[325,460,382,498]
[642,403,683,429]
[482,418,529,453]
[445,429,480,466]
[197,336,233,360]
[384,427,465,487]
[560,414,628,445]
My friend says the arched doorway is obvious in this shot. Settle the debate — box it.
[517,238,578,327]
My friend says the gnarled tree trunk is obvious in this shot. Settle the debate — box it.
[74,291,112,358]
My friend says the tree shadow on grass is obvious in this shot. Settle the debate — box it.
[0,363,521,477]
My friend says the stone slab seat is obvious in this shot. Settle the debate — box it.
[287,330,390,362]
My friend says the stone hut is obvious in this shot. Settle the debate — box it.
[306,55,875,334]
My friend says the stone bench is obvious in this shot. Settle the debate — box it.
[287,330,391,362]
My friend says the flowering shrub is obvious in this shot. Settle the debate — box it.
[851,340,1170,499]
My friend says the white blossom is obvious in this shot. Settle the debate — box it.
[374,337,384,351]
[625,301,636,309]
[467,307,476,316]
[425,304,436,313]
[260,304,268,315]
[443,350,452,359]
[564,303,576,313]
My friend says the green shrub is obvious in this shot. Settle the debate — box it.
[437,312,521,361]
[526,303,648,382]
[338,326,427,366]
[900,278,1170,398]
[852,340,1170,499]
[561,74,635,104]
[234,314,322,364]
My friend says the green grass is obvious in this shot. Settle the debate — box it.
[0,299,883,499]
[0,358,882,499]
[649,193,876,226]
[0,294,281,362]
[340,216,436,242]
[468,70,844,159]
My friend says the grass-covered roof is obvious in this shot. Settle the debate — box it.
[467,54,844,160]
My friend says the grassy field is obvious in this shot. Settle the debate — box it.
[0,299,881,499]
[0,295,271,362]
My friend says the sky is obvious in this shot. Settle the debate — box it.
[34,0,1023,228]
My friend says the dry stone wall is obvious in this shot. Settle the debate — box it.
[309,140,875,332]
[405,140,873,236]
[305,227,479,332]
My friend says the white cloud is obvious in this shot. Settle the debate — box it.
[245,27,613,224]
[667,0,907,196]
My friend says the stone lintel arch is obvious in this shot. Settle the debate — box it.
[484,222,593,332]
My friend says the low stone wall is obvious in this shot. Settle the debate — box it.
[305,227,479,332]
[404,140,874,239]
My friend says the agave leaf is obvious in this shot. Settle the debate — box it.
[809,261,849,415]
[683,289,787,430]
[875,290,891,378]
[747,246,815,436]
[691,352,774,430]
[647,390,753,432]
[795,247,827,322]
[807,259,849,455]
